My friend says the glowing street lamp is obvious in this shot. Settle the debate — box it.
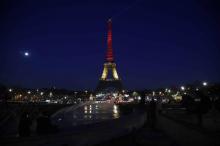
[27,91,31,94]
[40,92,44,96]
[168,89,171,93]
[49,92,53,97]
[9,88,13,92]
[203,82,207,86]
[181,86,185,91]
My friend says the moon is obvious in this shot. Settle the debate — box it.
[20,49,31,58]
[24,52,29,56]
[23,51,30,57]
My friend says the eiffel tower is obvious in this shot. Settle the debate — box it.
[96,19,122,93]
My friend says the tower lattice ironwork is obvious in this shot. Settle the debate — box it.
[96,19,122,93]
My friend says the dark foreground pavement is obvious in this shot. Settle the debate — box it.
[95,122,179,146]
[95,112,220,146]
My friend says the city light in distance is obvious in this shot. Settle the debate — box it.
[152,91,155,96]
[181,86,185,91]
[203,82,207,86]
[49,92,53,97]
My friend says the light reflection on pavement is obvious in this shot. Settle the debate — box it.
[51,102,120,131]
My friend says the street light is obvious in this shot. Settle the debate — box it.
[152,91,155,96]
[181,86,185,91]
[9,88,13,92]
[27,91,31,94]
[49,92,53,97]
[203,82,207,86]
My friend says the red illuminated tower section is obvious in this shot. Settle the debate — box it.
[106,19,114,62]
[96,19,122,93]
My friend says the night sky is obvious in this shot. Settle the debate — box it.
[0,0,220,90]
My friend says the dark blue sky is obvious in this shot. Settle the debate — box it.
[0,0,220,90]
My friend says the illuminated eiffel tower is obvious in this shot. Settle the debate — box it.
[96,19,122,93]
